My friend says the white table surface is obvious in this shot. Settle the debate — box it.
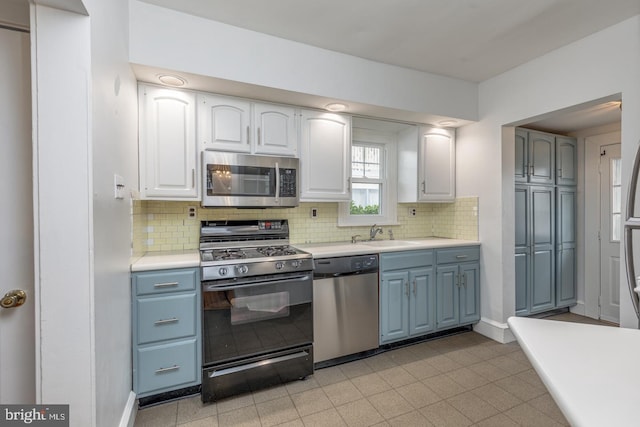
[507,316,640,427]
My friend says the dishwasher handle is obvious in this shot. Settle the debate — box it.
[314,269,378,279]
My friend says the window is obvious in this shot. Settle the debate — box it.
[338,128,397,226]
[611,157,621,242]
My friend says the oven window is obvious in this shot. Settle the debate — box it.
[230,291,290,324]
[202,276,313,364]
[208,164,275,197]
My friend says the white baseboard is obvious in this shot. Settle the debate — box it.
[119,392,138,427]
[569,301,586,316]
[473,317,516,343]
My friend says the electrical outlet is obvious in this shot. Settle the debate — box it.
[310,207,318,219]
[188,206,197,218]
[409,207,417,217]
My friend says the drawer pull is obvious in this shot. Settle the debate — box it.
[155,365,180,374]
[154,317,179,326]
[154,282,179,288]
[456,255,468,259]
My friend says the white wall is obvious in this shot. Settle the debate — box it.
[84,0,139,425]
[457,16,640,338]
[30,4,94,424]
[31,1,138,426]
[128,1,477,122]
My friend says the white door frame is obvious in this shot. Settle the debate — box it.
[584,131,622,320]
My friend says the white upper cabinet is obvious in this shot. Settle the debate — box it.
[253,103,297,156]
[398,125,455,203]
[198,94,297,156]
[198,94,251,153]
[138,84,198,200]
[299,110,351,201]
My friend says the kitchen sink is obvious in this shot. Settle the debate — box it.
[361,240,422,247]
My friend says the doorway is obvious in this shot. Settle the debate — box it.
[0,25,35,403]
[585,133,622,323]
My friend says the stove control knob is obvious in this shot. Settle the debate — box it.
[237,265,249,275]
[275,262,284,270]
[291,260,300,268]
[218,267,228,277]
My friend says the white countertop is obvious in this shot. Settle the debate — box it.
[508,316,640,427]
[294,238,480,258]
[130,238,480,270]
[130,250,200,272]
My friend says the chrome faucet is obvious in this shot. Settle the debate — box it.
[351,234,362,244]
[369,224,383,240]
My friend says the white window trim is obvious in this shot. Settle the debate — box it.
[338,129,397,226]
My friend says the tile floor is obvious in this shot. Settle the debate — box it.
[134,313,612,427]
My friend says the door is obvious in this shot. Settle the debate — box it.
[198,94,251,152]
[556,186,577,307]
[419,126,455,201]
[599,143,621,323]
[0,26,35,403]
[408,267,434,336]
[435,265,459,329]
[459,263,481,324]
[514,185,530,314]
[253,103,297,156]
[530,186,555,313]
[139,84,198,199]
[529,132,555,185]
[514,129,528,183]
[380,271,409,343]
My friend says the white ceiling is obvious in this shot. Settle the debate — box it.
[139,0,637,132]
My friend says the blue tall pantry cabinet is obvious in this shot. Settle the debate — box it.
[515,128,577,316]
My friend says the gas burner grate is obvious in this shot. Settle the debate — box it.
[256,246,298,257]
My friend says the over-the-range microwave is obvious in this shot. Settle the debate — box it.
[202,151,299,208]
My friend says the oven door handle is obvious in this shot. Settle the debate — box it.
[203,274,311,292]
[275,162,280,203]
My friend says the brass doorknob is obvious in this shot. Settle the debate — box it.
[1,290,26,309]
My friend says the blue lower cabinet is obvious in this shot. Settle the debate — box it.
[136,339,198,394]
[132,267,201,398]
[435,247,481,330]
[379,251,435,345]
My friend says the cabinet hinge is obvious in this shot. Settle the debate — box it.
[597,231,601,241]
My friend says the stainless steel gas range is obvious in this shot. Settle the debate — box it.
[199,220,314,402]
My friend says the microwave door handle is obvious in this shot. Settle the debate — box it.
[275,162,280,202]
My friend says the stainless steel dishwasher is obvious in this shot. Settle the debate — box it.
[313,254,379,365]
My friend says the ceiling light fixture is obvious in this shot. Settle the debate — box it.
[437,119,457,127]
[325,103,347,112]
[158,74,187,87]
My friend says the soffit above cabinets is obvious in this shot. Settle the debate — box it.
[138,0,640,83]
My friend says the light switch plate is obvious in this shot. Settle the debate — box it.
[114,174,125,199]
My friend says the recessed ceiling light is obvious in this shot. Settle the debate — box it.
[325,103,347,112]
[158,74,187,87]
[437,119,457,127]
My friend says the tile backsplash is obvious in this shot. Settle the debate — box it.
[132,198,479,254]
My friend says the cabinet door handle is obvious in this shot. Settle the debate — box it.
[530,165,535,176]
[558,168,562,178]
[405,281,410,297]
[153,282,179,288]
[155,365,180,374]
[258,127,262,145]
[154,317,179,326]
[192,168,195,189]
[456,255,468,259]
[247,126,250,144]
[421,181,426,194]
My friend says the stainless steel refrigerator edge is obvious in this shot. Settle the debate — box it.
[312,255,379,365]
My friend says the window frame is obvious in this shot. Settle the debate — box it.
[338,128,397,226]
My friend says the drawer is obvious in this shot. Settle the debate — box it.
[137,293,197,344]
[436,246,480,264]
[136,338,198,395]
[134,268,197,296]
[380,250,433,271]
